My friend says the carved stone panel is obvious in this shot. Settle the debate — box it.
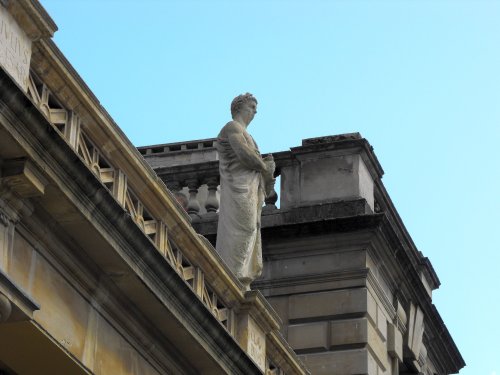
[0,5,32,91]
[237,312,266,372]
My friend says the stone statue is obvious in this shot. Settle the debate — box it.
[215,93,275,290]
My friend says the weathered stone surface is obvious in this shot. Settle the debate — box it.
[0,5,31,91]
[406,302,425,360]
[281,152,374,211]
[236,313,266,372]
[267,296,289,336]
[262,248,366,281]
[289,288,377,322]
[288,321,329,351]
[300,348,378,375]
[376,306,388,341]
[1,158,48,198]
[330,318,368,346]
[328,317,389,371]
[366,319,389,371]
[387,322,403,361]
[138,139,219,169]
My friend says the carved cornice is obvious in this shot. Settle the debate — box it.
[3,0,57,40]
[254,268,369,292]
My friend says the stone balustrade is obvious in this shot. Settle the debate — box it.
[140,133,382,223]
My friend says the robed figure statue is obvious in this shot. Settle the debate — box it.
[215,93,275,290]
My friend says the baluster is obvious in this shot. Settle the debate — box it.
[113,170,127,206]
[39,84,50,117]
[65,112,81,149]
[204,176,219,215]
[263,178,278,211]
[186,178,201,220]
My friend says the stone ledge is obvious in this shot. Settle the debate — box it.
[193,199,377,238]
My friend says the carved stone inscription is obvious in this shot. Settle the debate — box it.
[237,313,266,371]
[247,318,265,369]
[0,6,32,91]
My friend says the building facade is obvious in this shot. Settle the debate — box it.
[0,1,464,375]
[0,1,307,374]
[139,133,465,375]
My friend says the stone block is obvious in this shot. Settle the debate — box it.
[405,303,425,360]
[330,318,368,346]
[387,323,403,361]
[288,321,328,351]
[300,348,377,375]
[236,312,266,372]
[367,320,389,372]
[267,296,288,336]
[1,159,47,198]
[0,6,32,91]
[280,152,374,211]
[265,250,366,280]
[289,288,372,321]
[367,290,378,324]
[377,306,388,341]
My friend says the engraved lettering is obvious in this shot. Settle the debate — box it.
[0,7,32,91]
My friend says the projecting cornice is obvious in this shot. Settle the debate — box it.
[2,0,57,40]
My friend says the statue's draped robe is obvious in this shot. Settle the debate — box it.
[215,132,265,287]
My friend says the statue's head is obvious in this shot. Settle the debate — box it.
[231,93,258,125]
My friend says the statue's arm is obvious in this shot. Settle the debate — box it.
[226,128,267,172]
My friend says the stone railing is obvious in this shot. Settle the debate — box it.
[142,142,282,221]
[144,134,385,224]
[26,70,233,329]
[26,70,307,375]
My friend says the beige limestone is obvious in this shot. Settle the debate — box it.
[8,232,160,375]
[301,348,377,375]
[288,321,329,351]
[236,312,266,371]
[289,288,376,322]
[0,5,31,91]
[330,318,368,346]
[387,323,403,361]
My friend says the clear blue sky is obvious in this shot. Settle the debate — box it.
[40,1,499,374]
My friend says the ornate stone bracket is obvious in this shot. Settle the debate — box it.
[1,158,48,199]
